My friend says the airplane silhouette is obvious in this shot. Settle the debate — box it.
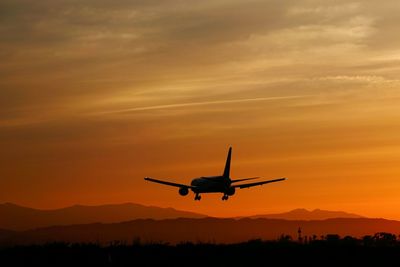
[144,147,286,201]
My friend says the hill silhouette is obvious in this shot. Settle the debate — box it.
[0,202,206,231]
[0,229,14,240]
[2,217,400,245]
[245,208,363,220]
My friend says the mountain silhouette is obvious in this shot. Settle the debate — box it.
[245,208,364,220]
[1,217,400,245]
[0,202,206,231]
[0,228,14,240]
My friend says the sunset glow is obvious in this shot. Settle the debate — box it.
[1,0,400,219]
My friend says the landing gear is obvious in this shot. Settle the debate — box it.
[194,194,201,201]
[222,194,229,201]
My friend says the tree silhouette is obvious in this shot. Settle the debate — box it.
[373,232,397,246]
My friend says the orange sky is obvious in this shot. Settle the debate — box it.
[1,0,400,219]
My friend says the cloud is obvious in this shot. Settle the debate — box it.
[94,95,311,114]
[0,0,399,123]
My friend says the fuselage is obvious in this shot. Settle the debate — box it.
[190,176,231,193]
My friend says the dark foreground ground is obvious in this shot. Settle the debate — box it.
[1,235,400,266]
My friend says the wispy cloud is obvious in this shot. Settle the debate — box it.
[93,95,311,115]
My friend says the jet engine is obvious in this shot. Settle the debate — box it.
[178,187,189,196]
[226,187,235,196]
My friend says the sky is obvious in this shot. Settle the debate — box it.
[1,0,400,219]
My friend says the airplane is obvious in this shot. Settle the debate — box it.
[144,147,286,201]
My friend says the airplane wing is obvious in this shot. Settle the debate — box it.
[231,177,260,183]
[233,178,286,189]
[144,177,194,188]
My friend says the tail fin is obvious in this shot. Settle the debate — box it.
[223,147,232,179]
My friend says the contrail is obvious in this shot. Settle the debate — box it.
[97,95,311,115]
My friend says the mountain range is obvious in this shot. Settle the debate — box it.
[0,202,206,231]
[0,203,366,231]
[245,208,363,220]
[1,202,398,245]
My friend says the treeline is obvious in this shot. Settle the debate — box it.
[1,233,400,266]
[279,231,399,246]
